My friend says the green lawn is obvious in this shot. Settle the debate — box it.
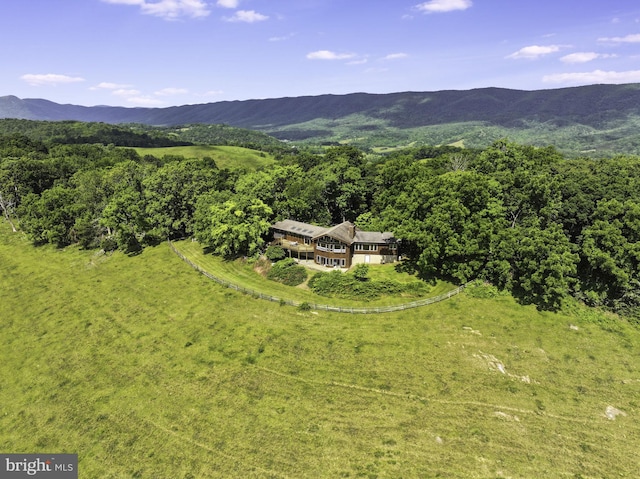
[1,222,640,478]
[133,145,276,170]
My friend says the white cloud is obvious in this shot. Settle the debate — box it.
[347,59,369,65]
[598,33,640,43]
[506,45,563,60]
[269,33,295,42]
[216,0,239,7]
[126,96,165,106]
[415,0,472,13]
[560,52,616,64]
[101,0,210,20]
[307,50,356,60]
[91,82,133,90]
[113,89,141,96]
[21,73,85,86]
[154,87,189,96]
[382,53,408,60]
[543,69,640,85]
[102,0,143,4]
[224,10,268,23]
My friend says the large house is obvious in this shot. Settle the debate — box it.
[270,219,398,269]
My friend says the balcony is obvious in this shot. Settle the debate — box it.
[315,245,346,253]
[273,238,314,253]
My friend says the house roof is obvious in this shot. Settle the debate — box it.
[314,221,356,245]
[271,219,327,238]
[272,219,395,245]
[354,230,395,244]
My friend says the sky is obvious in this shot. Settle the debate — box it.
[2,0,640,107]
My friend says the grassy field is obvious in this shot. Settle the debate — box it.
[172,240,454,308]
[1,222,640,478]
[133,145,276,170]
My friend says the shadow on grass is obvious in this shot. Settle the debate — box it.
[393,259,437,285]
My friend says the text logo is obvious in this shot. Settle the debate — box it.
[0,455,77,478]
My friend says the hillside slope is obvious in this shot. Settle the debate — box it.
[4,85,640,128]
[1,223,640,477]
[3,83,640,155]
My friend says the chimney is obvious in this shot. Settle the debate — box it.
[348,222,356,238]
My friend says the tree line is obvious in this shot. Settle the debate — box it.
[1,131,638,318]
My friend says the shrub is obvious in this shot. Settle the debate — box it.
[298,302,311,311]
[353,263,370,281]
[267,258,308,286]
[100,236,118,253]
[307,271,345,295]
[465,279,505,299]
[265,245,286,261]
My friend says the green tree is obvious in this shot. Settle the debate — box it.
[310,146,372,223]
[0,190,17,232]
[18,186,80,247]
[234,165,327,223]
[353,263,370,281]
[579,199,640,309]
[487,224,578,310]
[67,169,111,248]
[144,159,224,239]
[100,161,150,251]
[388,171,505,283]
[475,140,562,228]
[198,195,273,258]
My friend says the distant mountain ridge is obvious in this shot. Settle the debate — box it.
[3,84,640,155]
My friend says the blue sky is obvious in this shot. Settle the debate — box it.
[2,0,640,106]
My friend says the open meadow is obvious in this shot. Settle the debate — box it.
[1,223,639,478]
[132,145,276,171]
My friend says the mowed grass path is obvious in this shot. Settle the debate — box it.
[172,239,455,309]
[1,223,640,478]
[133,145,276,170]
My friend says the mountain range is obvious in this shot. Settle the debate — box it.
[3,83,640,156]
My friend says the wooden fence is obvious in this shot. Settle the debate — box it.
[168,241,467,314]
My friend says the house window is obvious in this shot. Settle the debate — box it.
[317,241,346,253]
[355,243,377,251]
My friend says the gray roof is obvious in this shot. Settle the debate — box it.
[271,219,327,238]
[314,221,356,245]
[354,230,395,243]
[272,219,395,245]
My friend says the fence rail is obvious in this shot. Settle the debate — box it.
[168,240,467,314]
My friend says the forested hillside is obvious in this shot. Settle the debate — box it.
[0,119,287,151]
[1,127,638,319]
[3,83,640,156]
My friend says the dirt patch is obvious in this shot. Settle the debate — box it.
[253,257,271,277]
